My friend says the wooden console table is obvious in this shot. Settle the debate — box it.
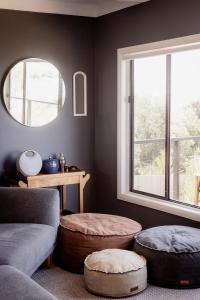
[18,171,90,213]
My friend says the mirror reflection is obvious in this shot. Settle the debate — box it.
[3,58,66,127]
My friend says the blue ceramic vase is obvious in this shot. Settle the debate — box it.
[43,158,59,174]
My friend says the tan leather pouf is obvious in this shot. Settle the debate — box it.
[84,249,147,297]
[57,213,142,273]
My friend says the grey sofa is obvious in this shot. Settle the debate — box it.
[0,265,57,300]
[0,187,60,299]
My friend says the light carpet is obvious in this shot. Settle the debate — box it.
[33,265,200,300]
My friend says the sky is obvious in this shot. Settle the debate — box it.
[134,48,200,113]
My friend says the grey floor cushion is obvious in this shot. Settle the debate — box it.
[0,265,57,300]
[0,223,56,276]
[134,225,200,288]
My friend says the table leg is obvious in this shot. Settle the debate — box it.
[47,255,52,268]
[79,174,90,213]
[62,185,67,211]
[79,181,84,213]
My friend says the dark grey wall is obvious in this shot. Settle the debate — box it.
[94,0,200,228]
[0,2,200,227]
[0,9,95,212]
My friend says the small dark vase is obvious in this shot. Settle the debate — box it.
[43,158,59,174]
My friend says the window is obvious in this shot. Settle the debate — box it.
[118,34,200,221]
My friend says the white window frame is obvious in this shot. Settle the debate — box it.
[117,34,200,222]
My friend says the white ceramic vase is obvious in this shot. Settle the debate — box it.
[16,150,42,176]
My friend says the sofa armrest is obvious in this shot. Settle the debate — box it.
[0,187,60,229]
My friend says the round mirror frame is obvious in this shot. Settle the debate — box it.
[2,58,66,127]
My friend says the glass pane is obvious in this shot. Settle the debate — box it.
[26,61,60,103]
[9,98,23,124]
[132,55,166,196]
[10,62,23,99]
[170,49,200,206]
[30,102,58,127]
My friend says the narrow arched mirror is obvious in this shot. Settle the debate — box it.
[73,71,87,116]
[3,58,66,127]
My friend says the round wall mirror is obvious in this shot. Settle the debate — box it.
[3,58,66,127]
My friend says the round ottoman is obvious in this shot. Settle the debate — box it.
[84,249,147,297]
[57,213,142,273]
[134,225,200,288]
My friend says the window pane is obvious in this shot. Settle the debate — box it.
[132,55,166,196]
[10,62,23,99]
[170,49,200,206]
[9,98,23,124]
[26,61,61,103]
[30,102,58,127]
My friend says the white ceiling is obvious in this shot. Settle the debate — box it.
[0,0,150,17]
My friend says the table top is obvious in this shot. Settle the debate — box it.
[26,171,86,181]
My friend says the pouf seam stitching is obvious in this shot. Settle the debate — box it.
[60,226,141,237]
[135,240,200,254]
[84,265,146,275]
[85,286,146,298]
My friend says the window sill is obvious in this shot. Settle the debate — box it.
[118,191,200,222]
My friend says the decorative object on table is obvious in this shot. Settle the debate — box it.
[59,153,65,173]
[63,165,80,173]
[73,71,87,116]
[16,150,42,176]
[84,249,147,297]
[64,165,69,172]
[68,165,81,172]
[134,225,200,288]
[43,156,59,174]
[56,213,142,273]
[3,58,66,127]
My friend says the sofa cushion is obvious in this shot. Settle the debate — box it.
[0,223,56,276]
[0,265,57,300]
[0,188,60,229]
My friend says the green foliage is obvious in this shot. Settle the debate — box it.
[134,95,165,140]
[133,95,200,205]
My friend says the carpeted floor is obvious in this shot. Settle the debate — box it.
[33,265,200,300]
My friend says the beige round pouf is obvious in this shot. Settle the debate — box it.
[84,249,147,298]
[57,213,142,273]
